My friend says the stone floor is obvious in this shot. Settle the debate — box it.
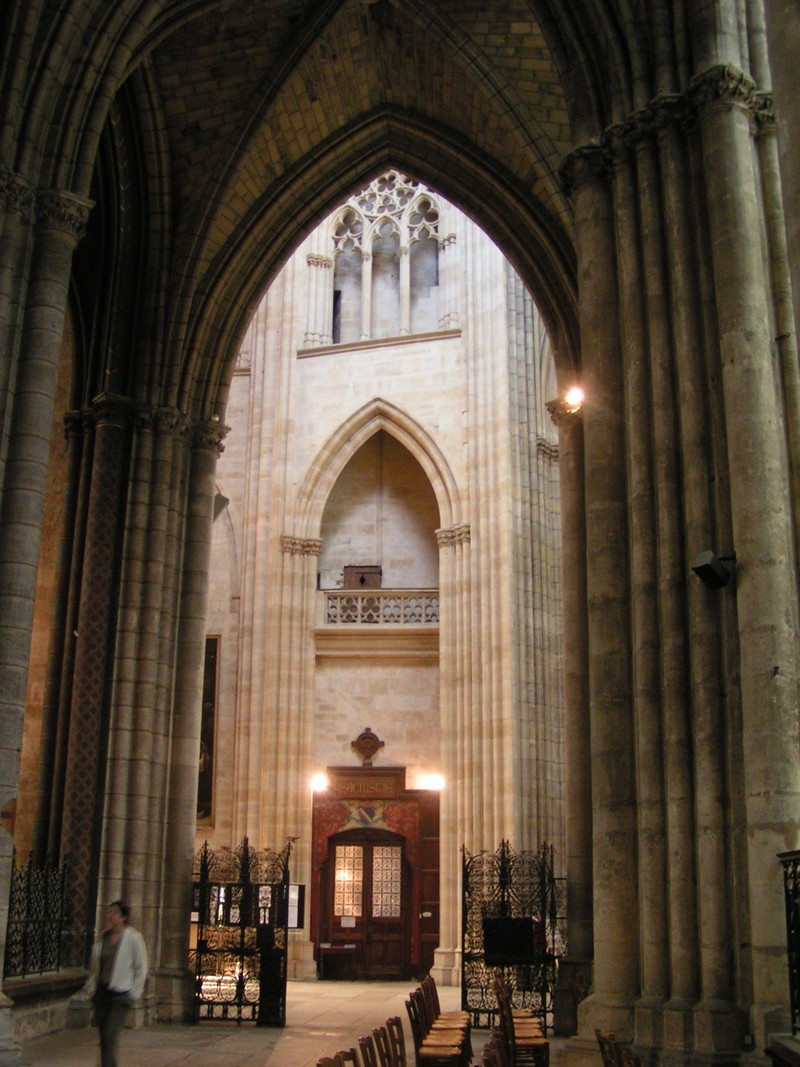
[19,979,567,1066]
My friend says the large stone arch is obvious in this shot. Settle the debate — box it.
[295,397,462,541]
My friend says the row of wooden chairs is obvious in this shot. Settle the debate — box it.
[491,974,549,1067]
[316,1015,407,1067]
[405,975,472,1066]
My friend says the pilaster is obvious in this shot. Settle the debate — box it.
[156,418,227,1022]
[0,189,91,1058]
[59,392,134,966]
[692,61,799,1049]
[561,144,638,1050]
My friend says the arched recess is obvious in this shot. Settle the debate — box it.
[181,109,581,421]
[295,397,462,542]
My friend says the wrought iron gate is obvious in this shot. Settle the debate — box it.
[191,837,292,1025]
[461,840,565,1030]
[779,849,800,1034]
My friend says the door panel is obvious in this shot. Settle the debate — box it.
[323,832,410,979]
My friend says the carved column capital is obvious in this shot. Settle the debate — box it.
[280,535,323,556]
[0,166,35,221]
[192,419,229,455]
[436,523,471,548]
[90,391,135,427]
[307,253,333,270]
[35,189,93,244]
[753,92,776,137]
[559,144,609,197]
[689,64,755,118]
[545,398,583,427]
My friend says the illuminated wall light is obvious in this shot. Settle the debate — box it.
[310,773,329,793]
[545,386,585,423]
[416,773,446,791]
[564,386,584,411]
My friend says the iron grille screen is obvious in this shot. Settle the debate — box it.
[4,851,66,979]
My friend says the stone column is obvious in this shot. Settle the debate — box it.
[256,533,320,979]
[304,253,333,347]
[59,393,134,964]
[437,233,459,331]
[655,96,741,1051]
[360,250,372,340]
[399,245,410,334]
[156,419,226,1022]
[99,408,188,970]
[562,147,638,1045]
[27,409,83,864]
[606,123,670,1049]
[0,167,35,487]
[0,190,91,1047]
[692,63,800,1047]
[433,523,470,987]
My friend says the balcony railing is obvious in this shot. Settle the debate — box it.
[322,589,439,626]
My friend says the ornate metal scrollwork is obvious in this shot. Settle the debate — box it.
[191,837,292,1026]
[461,840,566,1031]
[3,851,67,979]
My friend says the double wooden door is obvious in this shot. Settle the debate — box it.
[320,829,411,979]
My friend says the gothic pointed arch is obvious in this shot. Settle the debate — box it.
[296,398,461,539]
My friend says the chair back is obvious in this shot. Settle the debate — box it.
[317,1058,340,1067]
[421,975,440,1023]
[595,1029,622,1067]
[405,995,426,1054]
[373,1024,396,1067]
[359,1032,379,1067]
[337,1049,361,1067]
[386,1015,407,1067]
[411,986,434,1032]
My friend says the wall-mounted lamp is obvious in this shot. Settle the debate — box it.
[310,773,329,793]
[691,550,736,588]
[546,386,584,424]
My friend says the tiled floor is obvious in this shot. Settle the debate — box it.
[19,979,566,1066]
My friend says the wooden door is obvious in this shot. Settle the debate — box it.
[320,830,410,979]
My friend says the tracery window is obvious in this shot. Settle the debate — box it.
[329,171,442,343]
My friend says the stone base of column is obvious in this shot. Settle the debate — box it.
[693,999,745,1055]
[66,985,93,1029]
[287,938,317,980]
[634,995,665,1047]
[553,957,593,1036]
[431,946,461,986]
[0,992,20,1067]
[562,993,635,1067]
[153,967,194,1023]
[662,998,695,1052]
[749,1001,792,1054]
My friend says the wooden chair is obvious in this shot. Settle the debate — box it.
[493,974,548,1067]
[481,1029,510,1067]
[317,1058,341,1067]
[410,989,465,1038]
[337,1049,361,1067]
[360,1033,380,1067]
[405,994,466,1066]
[595,1033,641,1067]
[373,1024,396,1067]
[619,1046,642,1067]
[386,1015,408,1067]
[421,974,470,1027]
[595,1030,621,1067]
